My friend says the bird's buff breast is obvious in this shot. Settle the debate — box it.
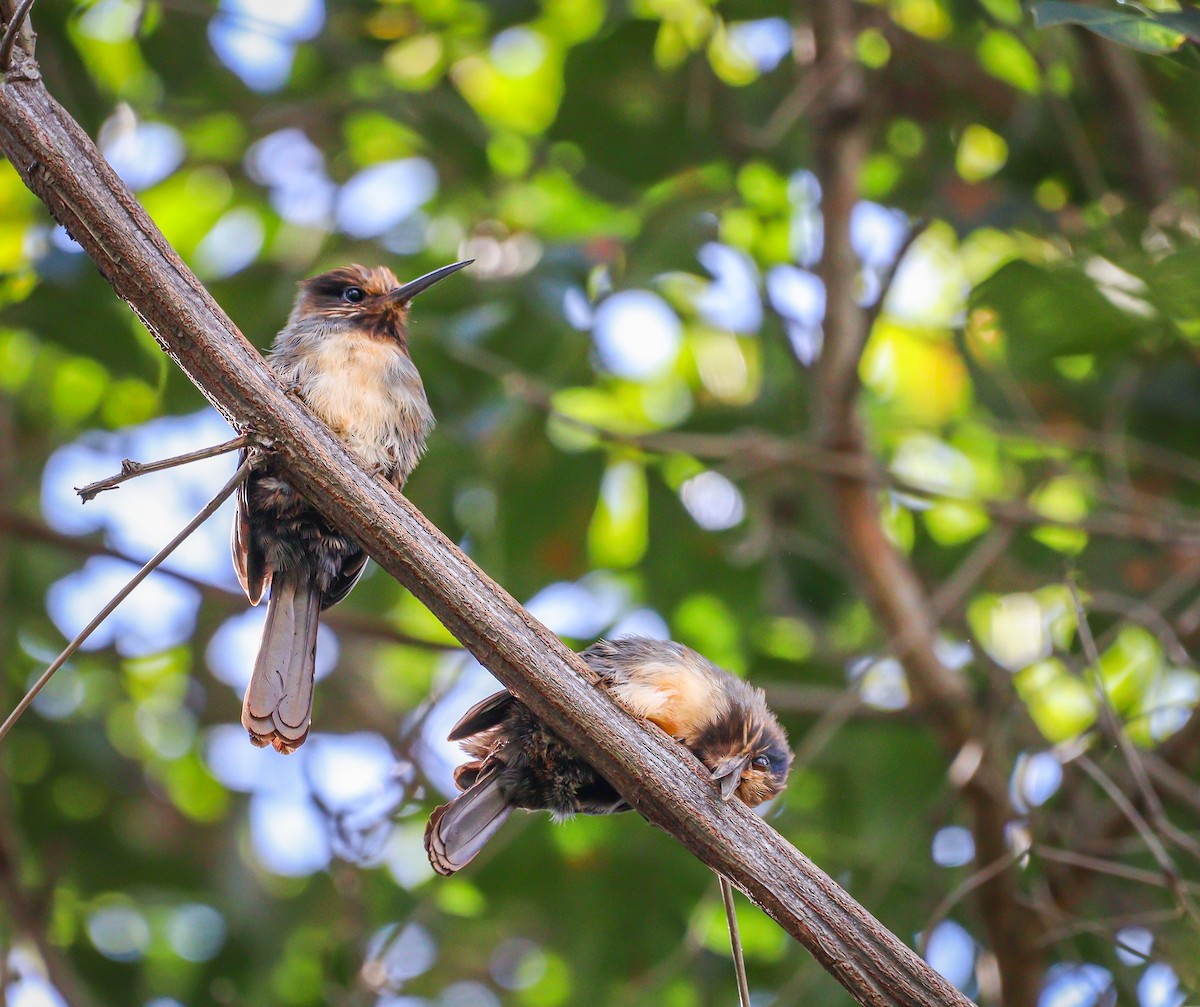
[608,660,727,743]
[276,330,434,479]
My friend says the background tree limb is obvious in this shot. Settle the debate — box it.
[810,4,1044,1006]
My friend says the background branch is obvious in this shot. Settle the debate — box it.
[810,3,1044,1005]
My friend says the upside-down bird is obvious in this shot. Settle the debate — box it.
[425,636,793,875]
[232,260,471,753]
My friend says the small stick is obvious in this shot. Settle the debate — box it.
[0,0,37,71]
[719,875,751,1007]
[0,456,252,744]
[75,433,248,502]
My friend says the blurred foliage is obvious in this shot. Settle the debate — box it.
[3,1,1200,1006]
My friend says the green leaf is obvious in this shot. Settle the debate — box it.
[1031,2,1186,53]
[1152,9,1200,42]
[971,260,1153,371]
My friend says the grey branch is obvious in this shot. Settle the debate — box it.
[720,875,752,1007]
[74,433,249,502]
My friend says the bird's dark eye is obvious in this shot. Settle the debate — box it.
[751,755,771,769]
[342,286,365,303]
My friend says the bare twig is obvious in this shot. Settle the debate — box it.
[74,433,248,502]
[720,875,752,1007]
[1074,756,1200,927]
[0,456,251,744]
[1087,589,1194,668]
[1036,906,1183,949]
[736,51,849,149]
[1077,31,1177,207]
[0,0,35,72]
[1067,578,1200,867]
[918,848,1029,957]
[929,526,1016,621]
[1033,844,1200,895]
[862,220,928,339]
[1145,755,1200,820]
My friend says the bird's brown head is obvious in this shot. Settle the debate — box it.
[293,260,472,349]
[695,687,793,807]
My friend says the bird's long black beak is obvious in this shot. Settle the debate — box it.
[710,755,751,802]
[390,259,473,303]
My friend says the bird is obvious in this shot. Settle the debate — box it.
[231,259,471,753]
[424,636,793,875]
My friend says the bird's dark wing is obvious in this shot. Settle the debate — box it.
[231,449,268,606]
[447,690,516,741]
[321,547,368,609]
[452,759,486,791]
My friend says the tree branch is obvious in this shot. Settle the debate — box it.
[74,433,248,502]
[0,33,973,1007]
[809,4,1044,1005]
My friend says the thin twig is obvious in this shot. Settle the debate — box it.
[1033,844,1200,894]
[861,219,928,340]
[0,0,35,71]
[1067,578,1200,869]
[1075,756,1200,928]
[719,875,752,1007]
[0,457,251,744]
[1035,907,1183,949]
[735,51,849,149]
[929,525,1015,621]
[1087,589,1194,668]
[918,847,1029,957]
[74,433,248,502]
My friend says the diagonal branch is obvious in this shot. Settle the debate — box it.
[809,3,1044,1006]
[0,455,251,743]
[0,30,973,1007]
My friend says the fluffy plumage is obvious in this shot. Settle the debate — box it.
[232,261,468,752]
[425,636,793,875]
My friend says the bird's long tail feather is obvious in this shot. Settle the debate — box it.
[242,569,320,754]
[424,773,513,876]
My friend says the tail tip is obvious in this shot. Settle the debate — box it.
[424,804,458,877]
[244,727,308,754]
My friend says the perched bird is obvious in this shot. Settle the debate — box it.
[232,260,471,753]
[425,636,793,875]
